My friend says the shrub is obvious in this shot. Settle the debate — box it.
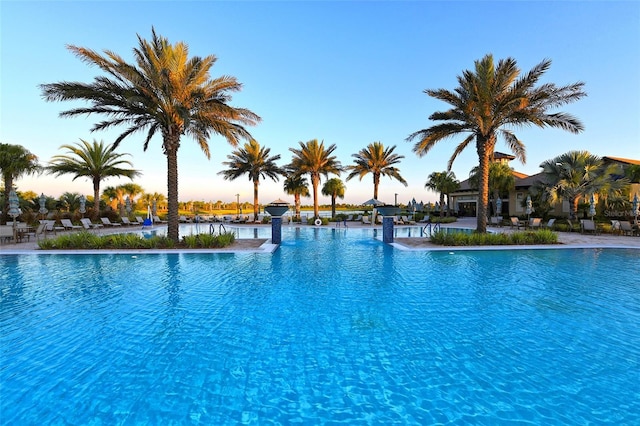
[38,231,235,250]
[430,229,558,246]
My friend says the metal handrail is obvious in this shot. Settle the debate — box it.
[421,221,441,237]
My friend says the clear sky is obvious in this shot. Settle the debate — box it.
[1,0,639,207]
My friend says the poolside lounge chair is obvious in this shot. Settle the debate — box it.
[418,215,431,224]
[135,216,145,225]
[60,219,82,231]
[121,217,135,226]
[152,215,167,223]
[179,215,192,223]
[580,219,599,235]
[100,217,122,227]
[490,216,503,227]
[401,215,415,225]
[529,218,542,230]
[545,218,556,230]
[80,218,103,230]
[619,221,635,236]
[510,217,525,230]
[41,220,64,234]
[362,216,371,224]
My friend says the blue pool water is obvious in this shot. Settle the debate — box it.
[1,228,639,424]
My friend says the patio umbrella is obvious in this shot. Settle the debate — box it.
[125,196,132,215]
[39,193,48,218]
[496,198,502,216]
[8,189,20,225]
[118,202,125,217]
[525,195,532,219]
[633,193,639,219]
[361,198,384,206]
[589,194,596,219]
[79,195,86,217]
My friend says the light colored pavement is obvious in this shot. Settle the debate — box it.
[1,217,639,253]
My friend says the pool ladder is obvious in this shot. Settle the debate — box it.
[421,221,440,237]
[209,223,227,235]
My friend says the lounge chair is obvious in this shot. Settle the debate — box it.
[121,217,135,226]
[619,221,635,236]
[152,215,167,223]
[41,220,64,234]
[60,218,82,231]
[418,215,431,224]
[135,216,145,225]
[580,219,599,235]
[490,216,503,227]
[100,217,122,227]
[401,215,415,225]
[362,216,371,224]
[510,217,525,229]
[80,218,103,230]
[545,218,556,230]
[529,218,542,230]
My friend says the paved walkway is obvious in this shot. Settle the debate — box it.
[1,217,639,253]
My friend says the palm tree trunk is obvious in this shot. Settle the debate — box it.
[165,135,180,242]
[439,192,445,218]
[476,136,493,233]
[253,179,259,220]
[92,177,101,220]
[294,194,301,220]
[331,196,336,218]
[373,173,380,199]
[571,197,580,220]
[312,174,319,218]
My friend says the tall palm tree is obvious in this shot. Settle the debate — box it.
[407,54,586,232]
[58,192,82,213]
[219,139,285,219]
[47,139,140,219]
[0,143,41,224]
[40,28,260,242]
[469,161,515,216]
[288,139,342,219]
[283,172,310,220]
[322,178,346,218]
[540,151,628,219]
[345,141,407,200]
[425,171,458,217]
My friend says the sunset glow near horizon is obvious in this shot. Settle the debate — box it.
[1,1,638,206]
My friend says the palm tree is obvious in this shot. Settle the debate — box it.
[219,139,285,219]
[288,139,342,219]
[322,178,346,218]
[47,139,140,219]
[407,54,586,232]
[283,172,310,220]
[58,192,82,213]
[40,29,260,242]
[425,171,458,218]
[345,141,407,200]
[0,143,41,224]
[540,151,628,219]
[469,162,515,216]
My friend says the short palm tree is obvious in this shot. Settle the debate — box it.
[288,139,342,219]
[0,143,41,224]
[322,178,346,218]
[540,150,628,219]
[40,28,260,241]
[469,162,515,216]
[407,54,586,232]
[425,171,458,217]
[345,141,407,200]
[219,139,285,219]
[283,172,310,220]
[47,139,140,220]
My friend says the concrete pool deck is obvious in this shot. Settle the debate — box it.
[1,217,639,253]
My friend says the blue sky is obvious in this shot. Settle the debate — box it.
[2,0,639,206]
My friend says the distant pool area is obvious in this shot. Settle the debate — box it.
[1,228,639,423]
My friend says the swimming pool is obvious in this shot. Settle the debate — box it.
[1,228,639,424]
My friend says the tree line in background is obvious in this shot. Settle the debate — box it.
[2,29,638,239]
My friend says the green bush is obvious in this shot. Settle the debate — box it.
[430,229,558,246]
[38,231,235,250]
